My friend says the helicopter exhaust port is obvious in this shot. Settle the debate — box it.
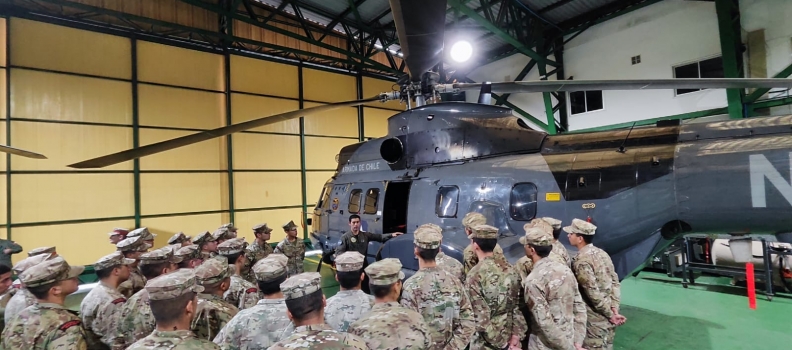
[380,137,404,164]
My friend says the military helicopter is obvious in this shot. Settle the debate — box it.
[70,0,792,280]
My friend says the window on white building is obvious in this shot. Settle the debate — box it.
[570,90,603,115]
[673,56,724,95]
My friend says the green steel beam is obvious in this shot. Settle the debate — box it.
[535,28,557,135]
[745,62,792,103]
[715,0,745,119]
[298,65,308,240]
[447,0,557,67]
[356,73,365,142]
[570,107,728,133]
[131,38,141,228]
[751,96,792,111]
[561,0,664,35]
[5,15,10,239]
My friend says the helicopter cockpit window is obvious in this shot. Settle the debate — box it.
[510,183,538,221]
[349,189,362,214]
[436,186,459,218]
[316,184,332,210]
[363,188,379,214]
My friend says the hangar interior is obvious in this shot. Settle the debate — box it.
[0,0,791,349]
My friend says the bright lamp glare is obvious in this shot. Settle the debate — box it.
[450,40,473,63]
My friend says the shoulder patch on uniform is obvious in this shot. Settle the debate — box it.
[111,297,126,304]
[245,287,258,294]
[59,320,81,331]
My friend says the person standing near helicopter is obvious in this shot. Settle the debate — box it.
[334,214,403,293]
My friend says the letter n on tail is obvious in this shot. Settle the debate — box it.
[750,152,792,208]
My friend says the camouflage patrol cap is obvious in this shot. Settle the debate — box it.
[146,268,204,301]
[280,272,322,300]
[253,223,273,234]
[174,245,202,261]
[192,231,217,245]
[282,221,298,231]
[139,247,180,266]
[520,227,552,247]
[563,218,597,236]
[128,227,157,240]
[365,258,404,285]
[335,251,365,272]
[108,228,129,237]
[194,256,235,286]
[20,256,84,288]
[217,238,247,256]
[220,223,238,235]
[417,223,442,234]
[28,246,56,257]
[212,227,234,241]
[94,251,135,270]
[414,227,442,249]
[253,254,288,282]
[116,235,151,252]
[168,232,192,245]
[526,219,553,236]
[13,253,53,275]
[469,224,498,239]
[462,212,487,230]
[540,217,563,230]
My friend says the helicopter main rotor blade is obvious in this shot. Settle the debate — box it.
[389,0,447,81]
[68,96,382,169]
[0,144,47,159]
[448,78,792,93]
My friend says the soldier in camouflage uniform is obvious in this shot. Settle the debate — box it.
[212,228,235,247]
[128,227,158,252]
[269,272,368,350]
[192,256,239,341]
[324,251,373,332]
[117,234,152,298]
[461,212,507,276]
[0,236,23,268]
[401,226,475,350]
[193,231,219,259]
[566,219,625,350]
[348,258,431,349]
[220,223,238,239]
[28,246,57,257]
[521,227,587,350]
[273,220,306,277]
[108,228,130,245]
[114,247,181,349]
[4,253,53,325]
[176,245,205,269]
[126,268,220,350]
[80,252,135,349]
[213,254,294,349]
[514,219,570,286]
[217,238,260,310]
[169,232,193,247]
[417,223,464,282]
[2,256,87,349]
[0,263,13,331]
[465,225,527,350]
[241,223,274,283]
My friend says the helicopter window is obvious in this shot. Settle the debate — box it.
[363,188,379,214]
[510,183,538,221]
[435,186,459,218]
[316,184,332,210]
[348,189,362,214]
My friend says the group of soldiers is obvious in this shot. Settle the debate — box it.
[0,211,624,350]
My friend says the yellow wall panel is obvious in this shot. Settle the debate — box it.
[0,228,5,240]
[0,69,6,120]
[363,77,402,110]
[141,173,227,215]
[234,172,302,209]
[137,41,223,91]
[12,174,134,223]
[12,121,133,171]
[10,219,136,266]
[303,69,356,103]
[305,137,356,170]
[232,133,300,170]
[230,94,299,133]
[142,213,228,249]
[139,84,225,129]
[363,107,394,139]
[0,175,5,224]
[10,19,131,79]
[0,18,6,67]
[0,123,5,171]
[235,208,304,242]
[303,102,358,137]
[139,129,226,170]
[230,55,298,98]
[306,172,334,206]
[12,69,132,124]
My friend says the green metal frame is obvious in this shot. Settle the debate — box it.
[715,0,745,119]
[745,62,792,103]
[132,37,142,227]
[4,15,11,240]
[298,64,309,240]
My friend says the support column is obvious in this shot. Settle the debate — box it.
[356,72,364,142]
[536,24,557,134]
[222,0,235,223]
[554,37,568,132]
[131,37,141,228]
[715,0,745,119]
[298,65,308,240]
[5,17,11,239]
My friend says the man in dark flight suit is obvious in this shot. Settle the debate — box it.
[335,214,403,293]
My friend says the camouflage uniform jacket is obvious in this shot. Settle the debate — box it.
[552,240,572,267]
[241,240,273,283]
[191,293,239,341]
[401,266,476,350]
[79,282,127,349]
[127,330,220,350]
[436,252,465,283]
[571,244,621,318]
[324,289,374,332]
[269,324,368,350]
[0,238,23,267]
[212,298,294,350]
[114,289,155,349]
[4,287,36,325]
[273,238,306,277]
[0,289,12,332]
[524,258,586,350]
[223,275,259,310]
[1,302,88,350]
[347,301,432,350]
[465,257,527,350]
[514,246,569,289]
[118,268,146,299]
[462,244,506,276]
